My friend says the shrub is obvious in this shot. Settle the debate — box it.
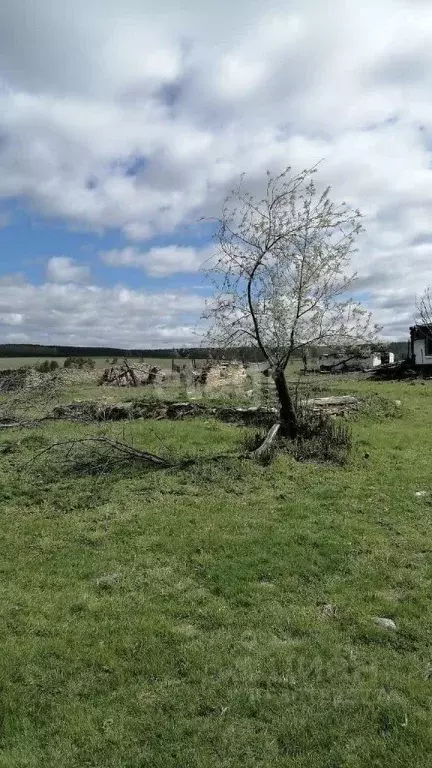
[293,405,352,464]
[63,356,95,370]
[36,360,59,373]
[242,406,352,466]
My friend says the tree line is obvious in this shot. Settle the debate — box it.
[0,341,407,362]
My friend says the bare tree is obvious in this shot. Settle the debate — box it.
[417,287,432,330]
[203,166,378,438]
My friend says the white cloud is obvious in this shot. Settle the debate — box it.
[46,257,91,284]
[0,274,205,347]
[100,244,215,276]
[0,312,23,326]
[0,0,431,335]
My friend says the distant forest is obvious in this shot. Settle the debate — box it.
[0,341,410,361]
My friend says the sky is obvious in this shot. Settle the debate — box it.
[0,0,431,347]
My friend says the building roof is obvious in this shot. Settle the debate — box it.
[410,325,432,340]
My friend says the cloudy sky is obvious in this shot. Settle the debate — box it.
[0,0,431,347]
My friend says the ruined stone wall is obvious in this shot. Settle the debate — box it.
[202,362,248,391]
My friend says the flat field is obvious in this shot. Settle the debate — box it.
[0,356,175,371]
[0,373,431,767]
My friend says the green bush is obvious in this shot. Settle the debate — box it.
[293,406,352,464]
[36,359,59,373]
[63,356,95,370]
[241,405,352,466]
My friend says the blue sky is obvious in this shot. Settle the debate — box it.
[0,205,211,293]
[0,0,431,347]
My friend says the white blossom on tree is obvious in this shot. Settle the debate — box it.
[203,166,378,436]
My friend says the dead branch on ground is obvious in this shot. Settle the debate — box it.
[253,422,281,462]
[22,436,180,476]
[98,361,166,387]
[27,436,175,469]
[0,369,61,426]
[22,433,252,479]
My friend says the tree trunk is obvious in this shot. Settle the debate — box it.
[273,367,298,438]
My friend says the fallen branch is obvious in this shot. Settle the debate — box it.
[53,400,279,425]
[0,416,53,429]
[253,422,281,462]
[122,358,138,387]
[27,436,175,469]
[52,397,360,425]
[22,433,260,479]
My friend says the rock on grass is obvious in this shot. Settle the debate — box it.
[374,617,397,631]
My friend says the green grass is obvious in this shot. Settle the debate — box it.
[0,356,175,371]
[0,377,431,766]
[0,356,302,373]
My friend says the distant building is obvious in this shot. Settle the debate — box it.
[409,325,432,366]
[318,350,394,372]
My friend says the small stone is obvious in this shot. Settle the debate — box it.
[424,663,432,680]
[415,491,427,497]
[96,572,121,589]
[394,400,402,407]
[374,617,397,631]
[321,603,337,618]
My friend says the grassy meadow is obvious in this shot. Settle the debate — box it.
[0,356,176,371]
[0,372,431,767]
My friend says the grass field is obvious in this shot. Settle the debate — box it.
[0,356,176,371]
[0,374,431,766]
